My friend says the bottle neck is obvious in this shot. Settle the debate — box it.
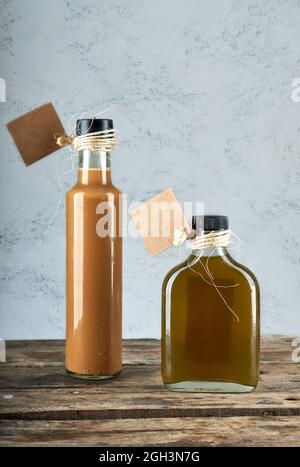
[191,246,228,258]
[77,149,112,186]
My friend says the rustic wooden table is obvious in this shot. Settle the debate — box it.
[0,336,299,446]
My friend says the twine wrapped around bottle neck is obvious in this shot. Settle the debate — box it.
[173,228,232,250]
[55,129,117,152]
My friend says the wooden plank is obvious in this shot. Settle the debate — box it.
[1,384,300,420]
[0,337,299,446]
[3,339,160,367]
[1,416,300,447]
[0,362,299,390]
[0,337,300,420]
[2,337,297,368]
[1,336,299,421]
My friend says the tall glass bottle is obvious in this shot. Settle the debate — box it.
[66,119,122,379]
[162,215,260,392]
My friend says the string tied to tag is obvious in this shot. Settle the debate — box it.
[55,128,117,152]
[55,134,74,147]
[173,227,195,246]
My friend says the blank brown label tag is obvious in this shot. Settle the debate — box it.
[130,188,189,256]
[6,102,66,166]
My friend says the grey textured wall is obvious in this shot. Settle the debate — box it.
[0,0,300,338]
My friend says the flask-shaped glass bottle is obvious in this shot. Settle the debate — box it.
[162,215,260,392]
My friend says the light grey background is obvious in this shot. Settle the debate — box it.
[0,0,300,339]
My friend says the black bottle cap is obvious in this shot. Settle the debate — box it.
[192,215,229,232]
[76,118,113,136]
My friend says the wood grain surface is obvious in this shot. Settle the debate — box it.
[0,337,299,446]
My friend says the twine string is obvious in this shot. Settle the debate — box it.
[173,227,232,249]
[55,128,117,152]
[191,229,232,250]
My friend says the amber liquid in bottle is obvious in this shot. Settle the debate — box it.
[162,216,260,392]
[66,121,122,379]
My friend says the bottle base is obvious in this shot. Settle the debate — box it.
[164,380,256,393]
[66,369,121,381]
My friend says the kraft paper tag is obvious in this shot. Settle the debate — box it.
[130,188,189,256]
[6,102,65,166]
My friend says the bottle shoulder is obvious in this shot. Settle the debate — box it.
[224,253,260,290]
[162,253,259,292]
[110,183,122,195]
[162,258,189,289]
[66,183,122,197]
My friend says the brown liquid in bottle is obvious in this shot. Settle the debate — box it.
[66,150,122,379]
